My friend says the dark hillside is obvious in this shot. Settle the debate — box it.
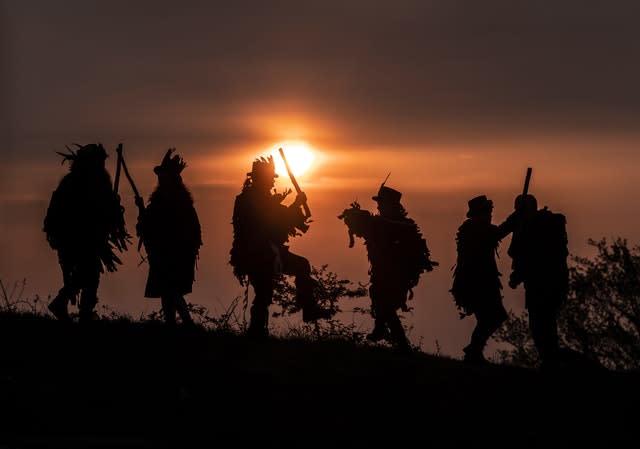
[1,313,638,448]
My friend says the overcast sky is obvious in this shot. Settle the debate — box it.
[4,0,640,155]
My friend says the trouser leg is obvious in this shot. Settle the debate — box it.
[466,300,508,359]
[161,296,177,326]
[49,286,73,321]
[370,283,410,351]
[528,304,560,364]
[49,256,78,321]
[366,287,389,341]
[176,296,194,326]
[78,261,100,323]
[386,310,410,351]
[281,250,330,322]
[247,273,272,338]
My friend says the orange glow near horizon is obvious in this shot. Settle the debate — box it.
[270,141,315,178]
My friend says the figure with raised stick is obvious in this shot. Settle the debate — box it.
[44,143,130,323]
[507,168,572,369]
[230,151,332,339]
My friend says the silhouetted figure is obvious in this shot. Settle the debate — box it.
[450,195,515,364]
[229,156,331,338]
[136,149,202,327]
[507,194,569,368]
[44,143,130,322]
[339,183,437,352]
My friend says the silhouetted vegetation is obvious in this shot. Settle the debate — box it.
[496,237,640,372]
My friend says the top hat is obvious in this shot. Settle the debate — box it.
[372,185,402,204]
[466,195,494,218]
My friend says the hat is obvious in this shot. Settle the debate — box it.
[154,148,186,176]
[372,185,402,204]
[466,195,493,218]
[247,155,278,178]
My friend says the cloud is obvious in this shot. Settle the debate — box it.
[4,0,640,155]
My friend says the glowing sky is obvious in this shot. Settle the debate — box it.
[2,0,640,358]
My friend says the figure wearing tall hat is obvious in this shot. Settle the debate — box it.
[338,180,438,352]
[230,155,332,338]
[136,148,202,327]
[44,143,130,322]
[450,195,516,364]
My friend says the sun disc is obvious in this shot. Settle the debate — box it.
[270,141,315,177]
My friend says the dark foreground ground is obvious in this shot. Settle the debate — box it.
[0,313,638,449]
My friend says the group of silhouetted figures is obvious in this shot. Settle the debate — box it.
[43,143,573,368]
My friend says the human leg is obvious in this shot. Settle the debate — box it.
[161,296,178,326]
[281,250,331,322]
[370,282,410,352]
[526,291,561,365]
[176,296,195,327]
[77,257,101,323]
[464,294,508,363]
[247,272,273,338]
[366,285,390,341]
[48,254,77,321]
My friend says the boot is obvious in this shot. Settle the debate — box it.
[463,345,489,365]
[78,309,98,324]
[394,336,413,354]
[366,321,390,342]
[176,296,196,328]
[247,305,269,339]
[78,292,98,324]
[48,293,71,322]
[162,296,177,327]
[386,314,412,353]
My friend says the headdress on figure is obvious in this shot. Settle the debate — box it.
[247,155,278,179]
[154,148,186,176]
[56,143,108,169]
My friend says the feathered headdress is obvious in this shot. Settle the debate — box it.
[247,155,278,179]
[154,148,186,176]
[56,143,108,166]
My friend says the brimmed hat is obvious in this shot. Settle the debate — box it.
[372,185,402,204]
[248,155,278,178]
[466,195,493,218]
[154,148,186,176]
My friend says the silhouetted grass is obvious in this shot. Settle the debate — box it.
[1,310,639,449]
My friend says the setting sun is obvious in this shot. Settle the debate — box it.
[270,141,315,177]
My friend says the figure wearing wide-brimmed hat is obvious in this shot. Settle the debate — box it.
[230,155,332,338]
[450,194,516,364]
[136,148,202,327]
[338,179,438,352]
[44,143,130,322]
